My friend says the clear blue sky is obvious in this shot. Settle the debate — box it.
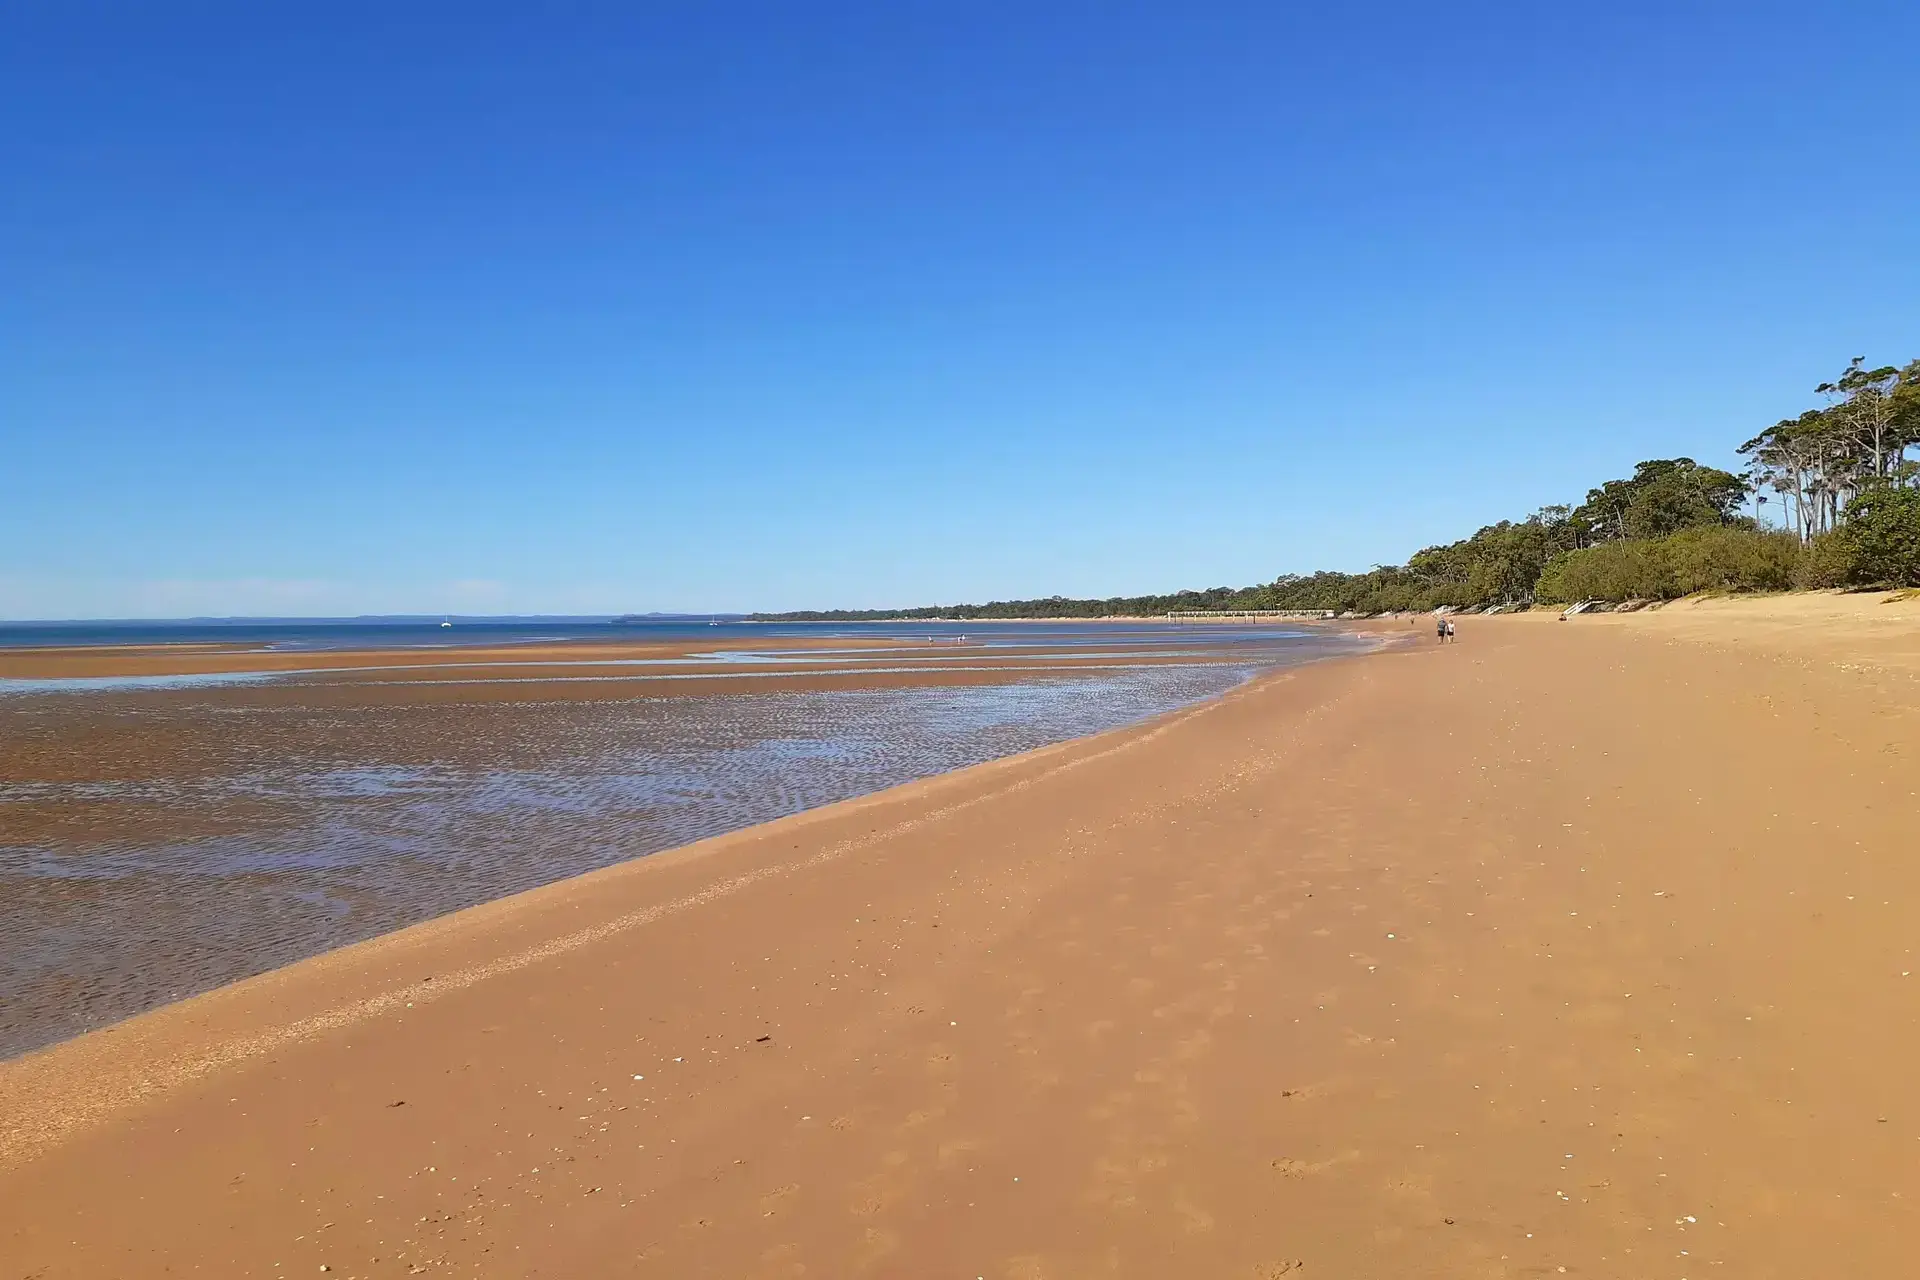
[5,2,1916,618]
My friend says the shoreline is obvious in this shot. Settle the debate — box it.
[3,633,1374,1062]
[0,649,1359,1162]
[6,601,1918,1275]
[0,621,1360,683]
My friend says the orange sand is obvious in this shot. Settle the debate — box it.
[3,595,1918,1276]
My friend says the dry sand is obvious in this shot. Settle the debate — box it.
[4,595,1919,1276]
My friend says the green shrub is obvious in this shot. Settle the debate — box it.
[1837,485,1920,587]
[1536,526,1807,602]
[1795,531,1858,589]
[1536,539,1672,603]
[1665,526,1802,594]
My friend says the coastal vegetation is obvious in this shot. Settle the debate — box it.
[758,357,1920,619]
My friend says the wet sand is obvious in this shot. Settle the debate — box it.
[0,636,901,680]
[4,628,1360,1059]
[4,597,1919,1276]
[0,633,1345,711]
[0,629,1329,683]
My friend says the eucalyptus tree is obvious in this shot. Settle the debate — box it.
[1572,459,1747,544]
[1818,357,1905,482]
[1742,410,1849,542]
[1890,359,1920,485]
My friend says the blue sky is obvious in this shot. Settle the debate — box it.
[5,2,1916,618]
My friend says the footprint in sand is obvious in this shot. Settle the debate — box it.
[936,1137,980,1169]
[1175,1196,1216,1234]
[855,1225,899,1266]
[1255,1261,1304,1277]
[1383,1172,1433,1197]
[759,1183,800,1217]
[1084,1150,1171,1210]
[849,1178,897,1217]
[1270,1151,1358,1178]
[1276,1080,1337,1102]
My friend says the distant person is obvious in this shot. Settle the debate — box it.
[1446,619,1457,644]
[1436,616,1446,644]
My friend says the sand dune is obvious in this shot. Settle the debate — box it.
[4,598,1918,1276]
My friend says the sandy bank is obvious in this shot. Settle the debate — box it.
[3,601,1917,1276]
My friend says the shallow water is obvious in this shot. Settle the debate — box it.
[0,631,1354,1058]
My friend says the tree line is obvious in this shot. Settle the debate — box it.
[756,357,1920,621]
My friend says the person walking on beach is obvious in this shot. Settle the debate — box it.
[1445,619,1457,644]
[1436,615,1447,644]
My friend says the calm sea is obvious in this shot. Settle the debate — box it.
[0,616,717,650]
[0,616,1306,652]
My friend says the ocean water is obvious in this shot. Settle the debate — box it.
[0,616,1310,652]
[0,616,648,650]
[0,622,1356,1058]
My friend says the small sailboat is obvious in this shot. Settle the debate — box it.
[440,615,453,628]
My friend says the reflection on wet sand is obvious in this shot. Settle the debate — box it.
[1,628,1357,1058]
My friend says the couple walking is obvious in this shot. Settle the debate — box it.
[1435,616,1457,644]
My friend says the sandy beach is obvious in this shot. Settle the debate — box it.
[4,594,1919,1276]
